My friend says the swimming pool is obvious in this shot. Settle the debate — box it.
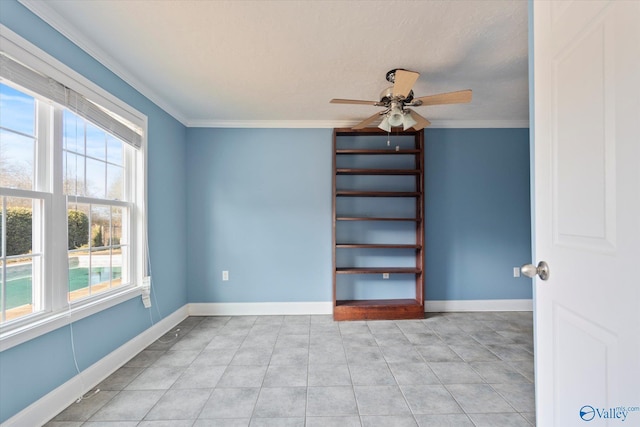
[3,266,122,309]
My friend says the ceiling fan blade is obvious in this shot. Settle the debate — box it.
[408,110,431,130]
[330,98,379,105]
[393,70,420,98]
[414,89,472,106]
[352,112,383,129]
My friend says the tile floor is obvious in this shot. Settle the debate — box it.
[46,311,535,426]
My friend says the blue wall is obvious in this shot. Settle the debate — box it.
[425,128,532,300]
[186,128,333,302]
[186,128,532,304]
[0,1,188,422]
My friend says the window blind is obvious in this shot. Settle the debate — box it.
[0,52,142,149]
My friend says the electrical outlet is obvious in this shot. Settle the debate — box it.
[222,270,229,281]
[513,267,521,278]
[382,273,390,279]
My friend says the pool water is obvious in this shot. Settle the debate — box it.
[4,267,122,309]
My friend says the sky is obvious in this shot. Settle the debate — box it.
[1,82,124,198]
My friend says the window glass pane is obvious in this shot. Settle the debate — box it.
[63,110,84,155]
[85,123,105,160]
[68,202,90,301]
[0,83,35,136]
[5,197,33,256]
[68,202,89,301]
[107,164,123,201]
[111,248,122,286]
[111,206,123,246]
[3,256,36,323]
[2,195,43,322]
[62,110,129,201]
[63,151,85,196]
[86,158,106,198]
[0,130,35,190]
[91,205,109,249]
[68,203,129,300]
[120,208,129,246]
[68,203,89,250]
[68,252,90,302]
[90,253,111,295]
[106,135,123,166]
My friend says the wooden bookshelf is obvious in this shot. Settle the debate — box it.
[332,128,425,321]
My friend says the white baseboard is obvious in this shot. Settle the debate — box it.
[425,299,533,312]
[3,306,188,427]
[188,300,532,317]
[188,302,333,316]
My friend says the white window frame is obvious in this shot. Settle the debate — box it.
[0,26,148,351]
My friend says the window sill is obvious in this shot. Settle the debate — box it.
[0,286,142,352]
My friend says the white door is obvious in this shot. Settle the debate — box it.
[533,1,640,426]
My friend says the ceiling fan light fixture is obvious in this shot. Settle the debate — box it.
[402,111,417,130]
[378,116,391,132]
[388,110,404,127]
[387,102,404,127]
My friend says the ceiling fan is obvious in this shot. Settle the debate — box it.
[330,69,472,131]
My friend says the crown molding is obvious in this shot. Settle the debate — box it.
[428,120,530,129]
[187,119,530,129]
[18,0,189,126]
[187,119,358,129]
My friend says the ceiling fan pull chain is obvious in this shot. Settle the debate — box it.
[387,130,391,146]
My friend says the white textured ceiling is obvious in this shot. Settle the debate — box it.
[21,0,529,127]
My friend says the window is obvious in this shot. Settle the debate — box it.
[1,84,46,322]
[0,28,146,346]
[63,111,132,303]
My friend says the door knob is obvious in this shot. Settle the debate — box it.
[520,261,550,280]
